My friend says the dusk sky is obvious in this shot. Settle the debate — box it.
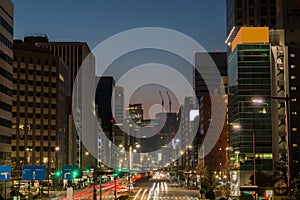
[13,0,226,52]
[12,0,227,116]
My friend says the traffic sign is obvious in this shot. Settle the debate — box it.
[22,165,46,180]
[62,165,73,180]
[0,166,11,180]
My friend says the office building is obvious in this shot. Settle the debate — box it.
[226,0,300,188]
[227,27,273,195]
[226,0,277,36]
[0,0,13,198]
[193,52,228,170]
[34,38,96,169]
[12,39,68,176]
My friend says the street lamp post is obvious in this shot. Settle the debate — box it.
[251,97,267,199]
[128,143,140,194]
[47,146,60,196]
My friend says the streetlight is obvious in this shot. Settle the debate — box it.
[251,97,267,200]
[128,143,140,194]
[47,146,60,196]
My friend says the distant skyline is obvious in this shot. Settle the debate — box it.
[13,1,227,116]
[12,0,226,52]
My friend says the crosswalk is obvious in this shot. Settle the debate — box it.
[132,182,199,200]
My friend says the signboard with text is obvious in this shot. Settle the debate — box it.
[22,165,46,180]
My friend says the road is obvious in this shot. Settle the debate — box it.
[51,177,199,200]
[130,178,199,200]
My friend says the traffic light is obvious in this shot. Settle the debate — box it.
[71,167,83,179]
[114,168,123,178]
[116,168,123,174]
[85,168,91,173]
[54,170,62,178]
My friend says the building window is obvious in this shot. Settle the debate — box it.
[291,86,297,90]
[291,98,297,102]
[261,19,266,26]
[292,128,297,131]
[292,111,297,115]
[237,10,242,18]
[291,76,296,80]
[291,54,296,58]
[293,144,298,147]
[249,8,254,17]
[291,65,296,69]
[261,7,267,15]
[237,0,242,8]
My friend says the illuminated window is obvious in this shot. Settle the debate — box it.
[291,54,296,58]
[291,76,296,80]
[291,65,296,69]
[292,128,297,131]
[293,144,298,147]
[292,112,297,115]
[292,98,297,102]
[291,86,297,90]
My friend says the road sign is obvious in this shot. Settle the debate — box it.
[0,166,11,180]
[22,165,46,180]
[62,165,73,180]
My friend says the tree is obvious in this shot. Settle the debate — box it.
[249,170,276,187]
[291,179,300,199]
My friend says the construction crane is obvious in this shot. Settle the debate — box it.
[159,90,164,112]
[166,91,171,113]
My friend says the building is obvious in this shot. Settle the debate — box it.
[199,95,229,182]
[34,39,96,169]
[0,0,13,164]
[193,52,228,170]
[96,76,116,167]
[227,27,273,195]
[226,0,277,36]
[226,0,300,190]
[276,0,300,180]
[0,0,13,198]
[12,39,68,178]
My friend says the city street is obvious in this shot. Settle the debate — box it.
[49,176,200,200]
[130,179,199,200]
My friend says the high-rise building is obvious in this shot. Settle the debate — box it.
[226,0,300,189]
[0,0,13,164]
[226,0,277,36]
[0,0,13,197]
[276,0,300,180]
[199,95,229,181]
[227,27,273,195]
[193,52,228,170]
[114,86,124,125]
[34,38,96,169]
[12,39,68,177]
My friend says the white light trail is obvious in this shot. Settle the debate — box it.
[141,189,148,200]
[133,188,143,200]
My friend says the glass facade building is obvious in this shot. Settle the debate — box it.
[228,44,273,185]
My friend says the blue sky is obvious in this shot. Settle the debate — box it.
[12,0,226,52]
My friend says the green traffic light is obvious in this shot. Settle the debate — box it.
[72,169,79,178]
[85,168,90,173]
[117,168,123,173]
[54,170,61,178]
